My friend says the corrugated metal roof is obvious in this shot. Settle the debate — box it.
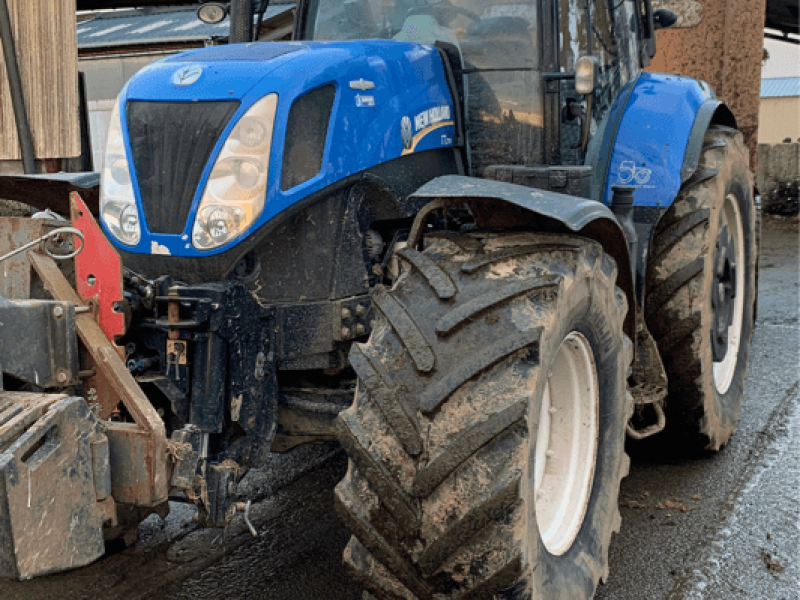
[761,77,800,98]
[77,5,295,49]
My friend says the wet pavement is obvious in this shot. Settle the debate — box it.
[0,220,796,600]
[597,220,800,600]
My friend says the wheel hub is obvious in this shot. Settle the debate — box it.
[711,223,737,362]
[533,331,599,556]
[712,193,746,395]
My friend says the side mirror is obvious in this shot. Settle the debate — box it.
[197,2,229,25]
[653,8,678,30]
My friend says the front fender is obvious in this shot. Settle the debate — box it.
[409,176,635,337]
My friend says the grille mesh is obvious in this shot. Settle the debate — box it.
[126,101,239,234]
[281,86,335,191]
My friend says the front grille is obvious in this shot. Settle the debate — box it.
[127,101,239,234]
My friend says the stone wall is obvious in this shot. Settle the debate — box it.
[757,143,800,214]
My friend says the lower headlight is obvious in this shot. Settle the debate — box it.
[193,94,278,251]
[193,204,245,248]
[103,201,141,245]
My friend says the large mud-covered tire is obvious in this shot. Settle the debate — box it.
[335,233,632,599]
[646,126,757,452]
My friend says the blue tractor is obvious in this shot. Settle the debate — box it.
[0,0,757,595]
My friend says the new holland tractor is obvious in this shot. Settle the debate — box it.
[0,0,757,597]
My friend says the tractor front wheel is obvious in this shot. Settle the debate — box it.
[335,232,631,599]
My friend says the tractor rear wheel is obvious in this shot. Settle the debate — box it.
[335,232,631,599]
[645,126,757,452]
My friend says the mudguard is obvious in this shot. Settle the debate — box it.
[591,72,738,303]
[409,175,635,337]
[600,72,737,209]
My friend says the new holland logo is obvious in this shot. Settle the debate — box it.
[401,116,413,150]
[172,64,203,87]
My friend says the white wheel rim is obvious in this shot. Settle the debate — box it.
[713,193,746,395]
[533,331,599,556]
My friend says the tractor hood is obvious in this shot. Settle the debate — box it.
[124,40,443,103]
[126,42,312,102]
[108,40,457,259]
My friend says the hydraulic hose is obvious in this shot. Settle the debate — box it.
[253,0,271,42]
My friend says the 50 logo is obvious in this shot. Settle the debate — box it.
[617,160,652,185]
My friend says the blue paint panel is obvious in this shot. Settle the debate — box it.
[604,73,715,208]
[111,41,454,257]
[125,48,296,101]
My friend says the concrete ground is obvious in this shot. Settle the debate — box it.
[0,217,796,600]
[597,216,800,600]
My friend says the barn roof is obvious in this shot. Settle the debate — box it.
[761,77,800,98]
[77,4,295,49]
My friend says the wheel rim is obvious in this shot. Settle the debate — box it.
[712,193,746,394]
[533,331,599,556]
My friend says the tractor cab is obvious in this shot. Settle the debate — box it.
[297,0,647,179]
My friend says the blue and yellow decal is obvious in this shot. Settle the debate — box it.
[401,104,455,156]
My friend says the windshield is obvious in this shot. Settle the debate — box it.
[302,1,544,172]
[304,0,539,69]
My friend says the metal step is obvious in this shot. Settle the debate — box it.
[0,392,113,580]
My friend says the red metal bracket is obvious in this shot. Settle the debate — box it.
[70,192,125,341]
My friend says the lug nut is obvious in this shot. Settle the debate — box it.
[355,324,366,335]
[341,327,351,338]
[342,308,352,320]
[355,304,366,316]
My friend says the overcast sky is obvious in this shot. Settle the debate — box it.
[762,36,800,79]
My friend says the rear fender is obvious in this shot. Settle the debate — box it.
[600,72,736,210]
[593,73,738,304]
[409,176,635,338]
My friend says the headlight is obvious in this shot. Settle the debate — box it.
[193,94,278,251]
[100,96,141,246]
[235,117,268,147]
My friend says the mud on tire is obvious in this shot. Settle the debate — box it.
[646,126,757,452]
[335,233,632,599]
